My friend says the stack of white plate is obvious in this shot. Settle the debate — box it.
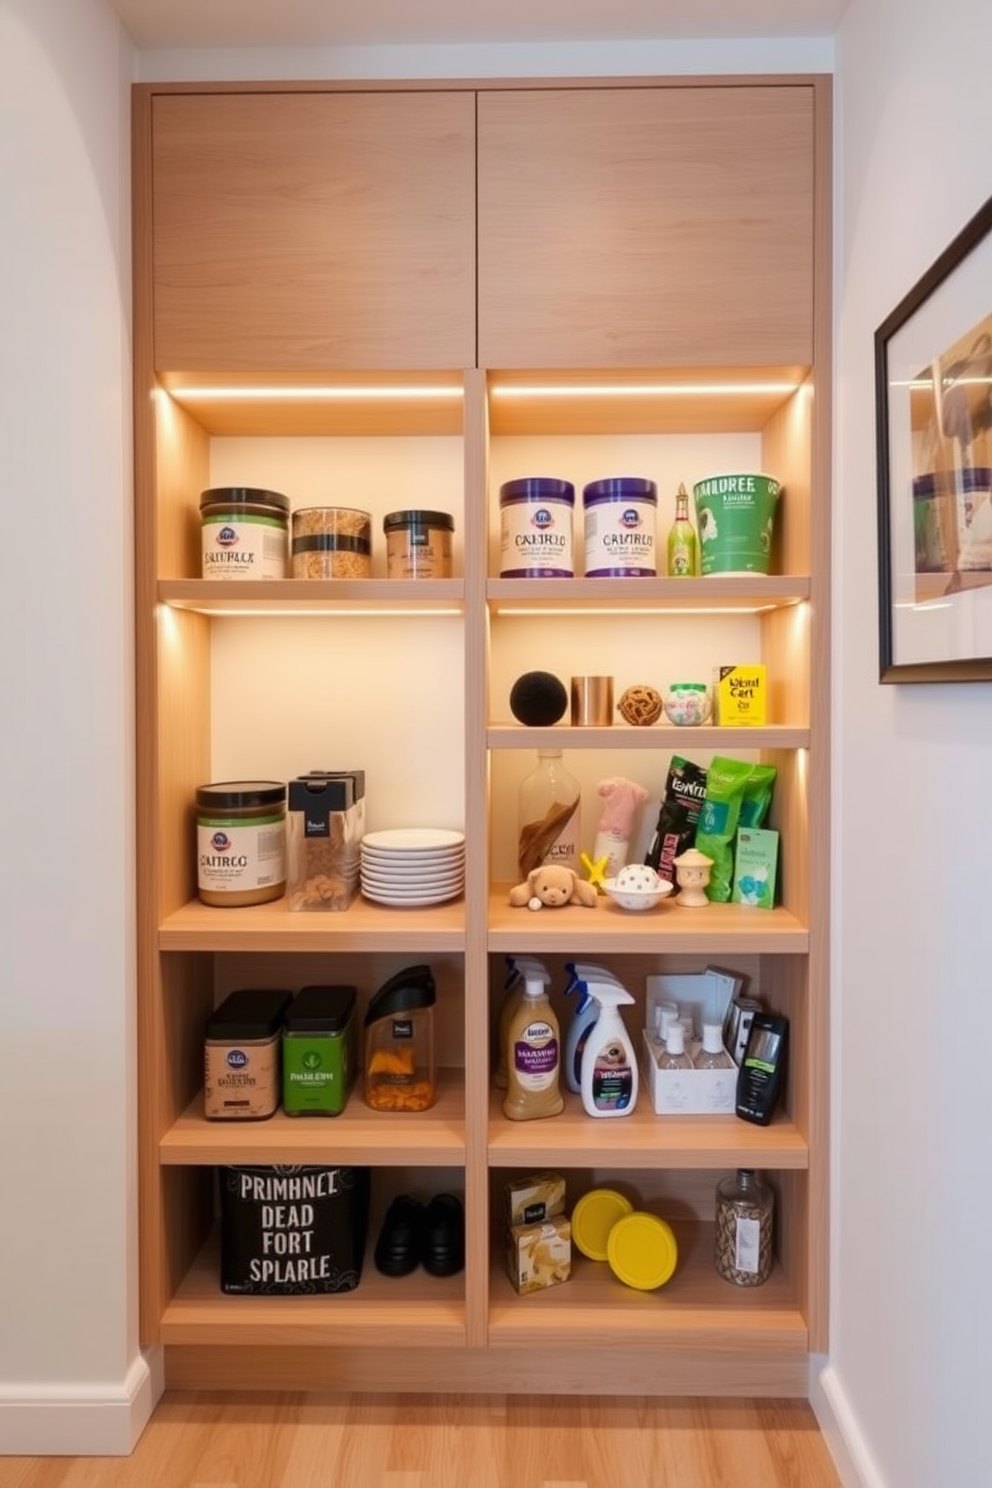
[360,827,465,907]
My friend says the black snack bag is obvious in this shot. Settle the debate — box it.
[643,755,708,886]
[220,1164,370,1295]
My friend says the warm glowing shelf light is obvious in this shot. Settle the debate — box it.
[494,605,781,617]
[170,606,462,618]
[169,385,465,401]
[490,381,801,399]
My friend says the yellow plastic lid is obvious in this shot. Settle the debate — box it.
[606,1212,679,1291]
[571,1188,634,1261]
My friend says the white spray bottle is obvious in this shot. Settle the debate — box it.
[579,978,639,1118]
[563,961,624,1096]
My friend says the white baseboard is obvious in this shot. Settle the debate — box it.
[809,1356,887,1488]
[0,1349,163,1456]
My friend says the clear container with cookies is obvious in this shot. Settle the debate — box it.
[363,965,437,1112]
[291,507,372,577]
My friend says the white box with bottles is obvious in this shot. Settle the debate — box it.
[641,1031,738,1114]
[642,967,742,1116]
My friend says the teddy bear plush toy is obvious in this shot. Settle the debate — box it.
[508,863,599,910]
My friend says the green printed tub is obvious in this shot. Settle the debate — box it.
[692,472,781,575]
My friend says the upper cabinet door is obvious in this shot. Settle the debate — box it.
[477,86,815,370]
[150,92,477,372]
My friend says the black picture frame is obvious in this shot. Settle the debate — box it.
[875,192,992,681]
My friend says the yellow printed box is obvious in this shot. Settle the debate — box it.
[506,1215,571,1295]
[504,1172,566,1229]
[713,665,767,726]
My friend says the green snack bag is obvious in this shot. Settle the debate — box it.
[732,827,780,908]
[695,756,754,902]
[739,763,777,828]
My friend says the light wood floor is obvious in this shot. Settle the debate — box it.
[0,1393,844,1487]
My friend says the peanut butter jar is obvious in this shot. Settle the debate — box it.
[196,780,286,907]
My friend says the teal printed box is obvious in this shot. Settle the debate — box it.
[732,827,779,908]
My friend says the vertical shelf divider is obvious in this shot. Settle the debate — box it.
[461,366,492,1347]
[132,82,163,1347]
[802,74,835,1355]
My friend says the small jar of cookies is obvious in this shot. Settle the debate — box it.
[291,507,372,577]
[286,771,365,911]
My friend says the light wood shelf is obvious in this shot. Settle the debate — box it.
[161,1233,466,1348]
[159,578,464,613]
[161,1074,466,1166]
[487,1228,807,1353]
[487,888,808,955]
[488,725,811,750]
[160,1228,804,1356]
[486,1089,807,1169]
[159,896,466,953]
[159,577,807,618]
[487,576,810,610]
[160,894,808,955]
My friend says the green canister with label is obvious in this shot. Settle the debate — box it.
[282,985,357,1116]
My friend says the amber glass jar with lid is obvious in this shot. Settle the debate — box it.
[195,780,286,907]
[383,509,454,578]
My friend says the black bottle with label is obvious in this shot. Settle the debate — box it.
[735,1012,788,1126]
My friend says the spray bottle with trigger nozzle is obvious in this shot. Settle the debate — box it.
[577,973,639,1118]
[562,960,624,1096]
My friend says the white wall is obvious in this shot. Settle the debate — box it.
[0,0,152,1455]
[134,34,834,82]
[826,1,992,1485]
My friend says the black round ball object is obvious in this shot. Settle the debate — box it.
[509,670,568,727]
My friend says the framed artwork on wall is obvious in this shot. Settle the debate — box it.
[875,191,992,681]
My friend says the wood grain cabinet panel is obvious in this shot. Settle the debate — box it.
[133,76,831,1386]
[477,86,815,369]
[151,92,477,371]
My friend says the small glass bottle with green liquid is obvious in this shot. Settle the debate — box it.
[666,482,699,577]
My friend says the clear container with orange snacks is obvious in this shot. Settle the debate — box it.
[363,965,437,1112]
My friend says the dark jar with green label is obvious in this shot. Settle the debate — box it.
[282,985,357,1117]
